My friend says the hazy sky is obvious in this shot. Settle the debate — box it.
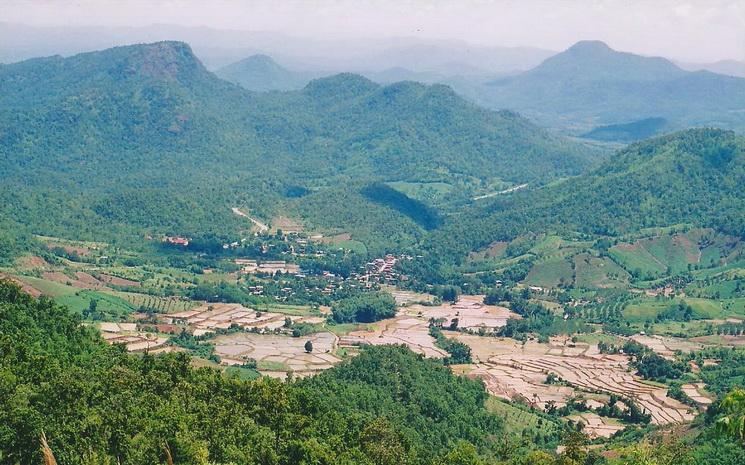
[3,0,744,62]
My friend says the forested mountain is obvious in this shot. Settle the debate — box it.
[427,128,745,264]
[216,54,312,91]
[463,41,745,139]
[0,41,599,250]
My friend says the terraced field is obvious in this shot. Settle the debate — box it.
[630,334,705,359]
[167,302,324,336]
[340,315,447,358]
[213,332,341,378]
[455,335,695,426]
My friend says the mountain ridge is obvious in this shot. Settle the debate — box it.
[462,41,745,139]
[0,41,601,252]
[426,128,745,264]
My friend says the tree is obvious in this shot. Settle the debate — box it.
[435,441,483,465]
[331,292,396,323]
[716,388,745,446]
[83,299,99,320]
[360,418,409,465]
[304,340,313,353]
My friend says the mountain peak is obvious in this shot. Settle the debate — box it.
[216,53,308,91]
[567,40,613,54]
[232,54,281,69]
[304,73,379,100]
[122,41,205,81]
[527,39,684,82]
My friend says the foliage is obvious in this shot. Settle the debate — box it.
[331,291,397,323]
[715,388,745,446]
[424,129,745,272]
[0,41,600,257]
[429,325,472,364]
[0,280,507,465]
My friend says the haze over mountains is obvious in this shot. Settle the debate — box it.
[676,59,745,78]
[210,39,745,142]
[462,41,745,137]
[0,22,554,75]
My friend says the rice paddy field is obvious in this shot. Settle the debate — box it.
[6,226,745,446]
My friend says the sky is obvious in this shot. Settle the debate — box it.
[2,0,744,62]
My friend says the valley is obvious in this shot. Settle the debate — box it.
[1,18,745,465]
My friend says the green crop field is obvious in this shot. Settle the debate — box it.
[524,257,573,288]
[573,254,630,289]
[609,243,667,276]
[484,396,560,435]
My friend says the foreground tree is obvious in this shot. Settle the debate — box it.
[717,388,745,446]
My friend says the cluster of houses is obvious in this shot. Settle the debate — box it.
[164,236,190,246]
[357,254,408,284]
[235,259,302,276]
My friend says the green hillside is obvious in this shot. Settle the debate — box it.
[0,281,513,464]
[426,129,745,268]
[0,41,600,253]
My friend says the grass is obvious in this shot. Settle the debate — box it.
[484,396,559,435]
[646,320,715,337]
[334,239,367,254]
[467,241,509,264]
[574,254,629,289]
[110,291,198,312]
[642,235,695,274]
[257,360,290,371]
[224,366,261,380]
[17,275,135,318]
[623,296,744,324]
[386,181,454,202]
[524,256,573,288]
[255,303,316,316]
[609,244,666,276]
[326,323,370,336]
[574,333,625,346]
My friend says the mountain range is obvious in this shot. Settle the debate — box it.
[0,22,553,74]
[214,40,745,142]
[0,41,599,253]
[2,39,744,265]
[461,41,745,138]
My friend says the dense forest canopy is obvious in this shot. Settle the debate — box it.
[0,281,506,465]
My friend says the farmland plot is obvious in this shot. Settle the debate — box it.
[566,413,625,438]
[454,335,695,425]
[404,295,518,330]
[629,334,705,359]
[166,302,320,335]
[340,315,447,358]
[98,322,169,352]
[213,332,340,378]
